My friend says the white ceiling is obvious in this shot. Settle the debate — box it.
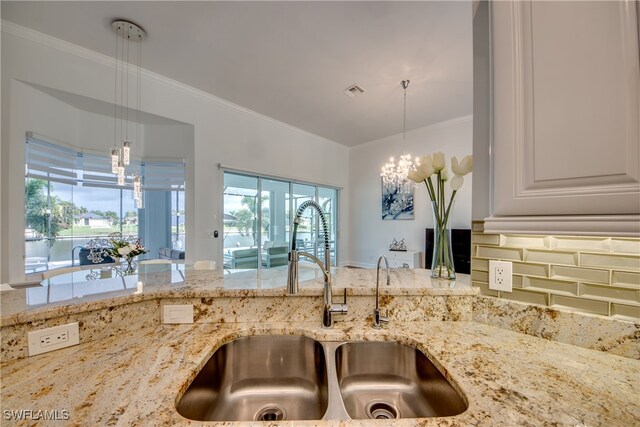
[1,1,473,147]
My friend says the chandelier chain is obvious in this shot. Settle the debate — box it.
[402,81,407,153]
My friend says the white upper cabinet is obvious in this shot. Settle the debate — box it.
[487,0,640,236]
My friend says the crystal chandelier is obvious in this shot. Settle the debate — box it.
[380,80,414,193]
[111,20,145,208]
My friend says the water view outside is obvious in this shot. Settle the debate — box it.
[26,235,136,271]
[25,177,140,273]
[222,172,338,273]
[24,138,186,274]
[171,190,186,251]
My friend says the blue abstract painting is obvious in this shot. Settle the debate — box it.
[382,180,414,220]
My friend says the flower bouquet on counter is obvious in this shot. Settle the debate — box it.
[408,152,472,279]
[106,235,148,273]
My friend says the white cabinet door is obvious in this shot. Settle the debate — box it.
[488,0,640,235]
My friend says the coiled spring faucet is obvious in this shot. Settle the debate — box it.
[287,200,347,328]
[373,255,390,328]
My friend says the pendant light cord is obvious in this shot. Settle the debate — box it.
[137,32,141,167]
[120,28,125,150]
[125,25,130,142]
[114,28,119,149]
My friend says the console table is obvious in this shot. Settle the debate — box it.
[385,250,422,269]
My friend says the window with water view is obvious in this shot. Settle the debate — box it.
[222,171,338,272]
[24,137,185,274]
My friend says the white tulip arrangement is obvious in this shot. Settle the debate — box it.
[408,152,473,278]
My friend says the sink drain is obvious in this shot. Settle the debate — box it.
[366,401,400,420]
[254,404,286,421]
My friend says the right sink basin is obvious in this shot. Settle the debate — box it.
[335,341,468,420]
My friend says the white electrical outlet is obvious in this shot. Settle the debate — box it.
[28,322,79,356]
[489,260,513,292]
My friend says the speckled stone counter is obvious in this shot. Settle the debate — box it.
[0,268,476,361]
[473,295,640,359]
[0,267,475,326]
[1,321,639,426]
[2,267,639,363]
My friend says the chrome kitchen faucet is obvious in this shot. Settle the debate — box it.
[287,200,347,328]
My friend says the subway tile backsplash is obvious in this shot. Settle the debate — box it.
[612,271,640,287]
[471,222,640,320]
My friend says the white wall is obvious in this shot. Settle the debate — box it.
[348,116,473,268]
[143,124,193,161]
[1,23,350,283]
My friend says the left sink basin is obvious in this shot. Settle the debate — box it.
[176,335,328,421]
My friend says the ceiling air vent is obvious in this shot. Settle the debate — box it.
[344,84,365,98]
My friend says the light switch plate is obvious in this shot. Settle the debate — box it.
[489,260,513,292]
[28,322,80,356]
[162,304,194,324]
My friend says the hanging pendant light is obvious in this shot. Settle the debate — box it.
[133,175,142,197]
[380,80,414,193]
[117,165,126,186]
[111,19,145,192]
[131,22,145,209]
[110,148,119,173]
[122,140,131,165]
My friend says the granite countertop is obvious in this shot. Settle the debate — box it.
[1,320,639,426]
[0,267,476,326]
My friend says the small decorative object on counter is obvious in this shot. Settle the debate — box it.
[105,233,149,274]
[408,152,472,279]
[389,238,407,252]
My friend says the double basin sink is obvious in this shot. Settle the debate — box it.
[176,335,467,422]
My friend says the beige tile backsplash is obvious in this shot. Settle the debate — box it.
[526,249,579,266]
[612,271,640,287]
[471,222,640,320]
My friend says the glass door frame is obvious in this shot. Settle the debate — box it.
[221,168,340,272]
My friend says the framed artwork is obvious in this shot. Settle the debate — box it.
[381,179,414,220]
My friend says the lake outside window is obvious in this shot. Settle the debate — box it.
[24,136,185,274]
[223,171,339,273]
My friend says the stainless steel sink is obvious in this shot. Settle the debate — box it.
[176,335,328,421]
[335,341,467,419]
[177,336,466,421]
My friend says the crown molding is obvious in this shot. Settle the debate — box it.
[2,19,115,68]
[1,20,342,148]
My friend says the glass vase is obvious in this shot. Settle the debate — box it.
[123,257,136,275]
[430,201,456,280]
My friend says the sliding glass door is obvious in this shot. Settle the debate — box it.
[318,187,338,266]
[292,183,316,258]
[223,171,339,273]
[222,174,259,271]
